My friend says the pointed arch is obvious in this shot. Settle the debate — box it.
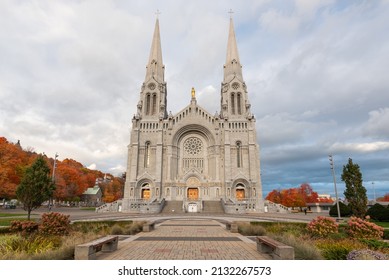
[237,93,242,114]
[152,93,157,115]
[231,92,235,115]
[145,94,151,115]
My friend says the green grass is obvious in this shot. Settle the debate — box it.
[0,217,38,227]
[79,207,96,211]
[0,213,29,218]
[372,221,389,228]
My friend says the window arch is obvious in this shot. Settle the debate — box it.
[145,94,151,115]
[152,94,157,115]
[236,141,242,168]
[237,93,242,115]
[231,93,235,115]
[144,141,150,168]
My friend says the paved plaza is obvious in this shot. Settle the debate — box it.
[96,218,270,260]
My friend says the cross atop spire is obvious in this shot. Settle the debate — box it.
[228,9,234,19]
[155,9,161,19]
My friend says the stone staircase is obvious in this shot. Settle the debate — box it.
[202,200,225,214]
[161,201,184,214]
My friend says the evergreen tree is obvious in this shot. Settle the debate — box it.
[341,158,367,218]
[16,155,55,219]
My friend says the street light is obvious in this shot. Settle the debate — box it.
[50,153,58,211]
[372,181,376,202]
[329,154,342,221]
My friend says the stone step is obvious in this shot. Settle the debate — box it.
[161,201,183,214]
[203,200,224,213]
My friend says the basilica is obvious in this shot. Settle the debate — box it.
[121,17,264,214]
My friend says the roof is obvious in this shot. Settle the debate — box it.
[83,186,101,195]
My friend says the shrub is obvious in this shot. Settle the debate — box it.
[273,233,323,260]
[315,239,365,260]
[238,222,266,236]
[329,202,352,217]
[111,225,124,235]
[39,212,71,236]
[10,220,39,236]
[359,239,389,250]
[346,216,384,239]
[366,203,389,222]
[258,222,307,237]
[123,221,145,235]
[347,249,388,260]
[307,216,338,238]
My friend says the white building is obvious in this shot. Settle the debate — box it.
[122,17,263,214]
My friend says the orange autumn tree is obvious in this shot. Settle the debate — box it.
[266,183,319,207]
[0,137,36,199]
[377,193,389,202]
[0,136,124,202]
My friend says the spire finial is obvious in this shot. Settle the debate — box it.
[228,9,234,19]
[156,9,161,19]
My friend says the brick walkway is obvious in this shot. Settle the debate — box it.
[96,219,269,260]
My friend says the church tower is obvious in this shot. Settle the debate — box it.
[137,18,167,120]
[123,18,167,207]
[221,17,252,120]
[220,16,262,207]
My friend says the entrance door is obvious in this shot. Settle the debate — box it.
[236,189,245,200]
[187,188,199,200]
[142,189,150,199]
[188,203,198,212]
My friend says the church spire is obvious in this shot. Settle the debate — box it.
[224,16,243,83]
[145,17,164,83]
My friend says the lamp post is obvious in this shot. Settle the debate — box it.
[50,153,58,211]
[372,181,376,202]
[329,154,342,221]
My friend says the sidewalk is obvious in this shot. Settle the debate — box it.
[96,219,270,260]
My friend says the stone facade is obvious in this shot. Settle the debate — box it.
[122,18,263,213]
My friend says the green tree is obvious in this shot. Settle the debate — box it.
[16,155,55,219]
[341,158,367,218]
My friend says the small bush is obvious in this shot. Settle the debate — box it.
[307,216,338,238]
[39,212,71,236]
[123,221,144,235]
[366,203,389,222]
[238,222,266,236]
[347,249,388,260]
[329,202,352,217]
[111,225,124,235]
[10,220,39,236]
[359,239,389,250]
[346,216,384,239]
[273,233,323,260]
[254,222,307,237]
[315,239,365,260]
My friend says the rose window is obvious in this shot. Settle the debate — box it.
[184,137,203,155]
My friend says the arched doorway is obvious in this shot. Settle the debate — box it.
[235,184,245,200]
[187,188,199,200]
[186,176,200,200]
[141,183,151,200]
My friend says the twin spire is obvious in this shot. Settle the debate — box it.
[145,18,164,83]
[145,13,243,89]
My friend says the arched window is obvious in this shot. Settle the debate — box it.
[146,94,150,115]
[237,93,242,115]
[152,94,157,115]
[144,142,150,168]
[231,93,235,115]
[236,141,242,168]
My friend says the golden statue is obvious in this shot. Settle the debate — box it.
[191,87,195,98]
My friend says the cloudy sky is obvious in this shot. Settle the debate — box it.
[1,0,388,199]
